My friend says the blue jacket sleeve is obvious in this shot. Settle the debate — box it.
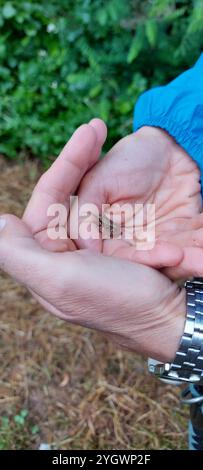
[133,54,203,193]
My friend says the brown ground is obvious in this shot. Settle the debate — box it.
[0,156,188,449]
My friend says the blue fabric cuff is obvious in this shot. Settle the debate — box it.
[133,54,203,195]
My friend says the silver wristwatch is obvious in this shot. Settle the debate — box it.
[148,278,203,385]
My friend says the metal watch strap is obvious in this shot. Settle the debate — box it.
[149,278,203,384]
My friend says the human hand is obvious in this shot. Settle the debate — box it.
[23,120,183,271]
[0,120,186,362]
[77,126,203,280]
[0,213,185,362]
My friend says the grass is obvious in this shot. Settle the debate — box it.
[0,156,188,449]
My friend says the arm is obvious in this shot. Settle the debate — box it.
[0,122,185,363]
[133,54,203,194]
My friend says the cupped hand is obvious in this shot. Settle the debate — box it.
[77,125,203,279]
[23,120,183,272]
[0,213,185,362]
[0,121,186,361]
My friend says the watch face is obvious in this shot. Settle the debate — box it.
[148,358,163,367]
[148,358,183,384]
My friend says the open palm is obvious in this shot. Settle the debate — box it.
[77,126,203,279]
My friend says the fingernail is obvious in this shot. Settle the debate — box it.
[0,218,6,232]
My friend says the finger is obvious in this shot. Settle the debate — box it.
[89,118,107,149]
[75,161,106,251]
[23,120,107,236]
[0,214,77,317]
[103,239,184,269]
[164,246,203,280]
[34,230,76,252]
[0,214,51,292]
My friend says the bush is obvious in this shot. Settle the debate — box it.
[0,0,203,165]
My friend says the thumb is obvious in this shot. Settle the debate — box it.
[0,214,51,293]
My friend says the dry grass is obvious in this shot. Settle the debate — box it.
[0,156,188,449]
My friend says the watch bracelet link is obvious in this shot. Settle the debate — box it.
[149,278,203,384]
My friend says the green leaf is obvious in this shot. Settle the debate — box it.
[99,99,110,121]
[2,3,16,19]
[31,425,40,435]
[13,409,28,426]
[20,409,28,419]
[145,20,158,48]
[14,415,24,426]
[127,26,144,64]
[96,9,108,26]
[89,83,102,98]
[117,101,132,114]
[187,1,203,33]
[1,416,9,427]
[164,7,187,23]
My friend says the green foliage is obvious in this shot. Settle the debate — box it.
[0,410,40,449]
[0,0,203,164]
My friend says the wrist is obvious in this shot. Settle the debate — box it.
[108,284,186,364]
[135,125,177,151]
[150,287,186,363]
